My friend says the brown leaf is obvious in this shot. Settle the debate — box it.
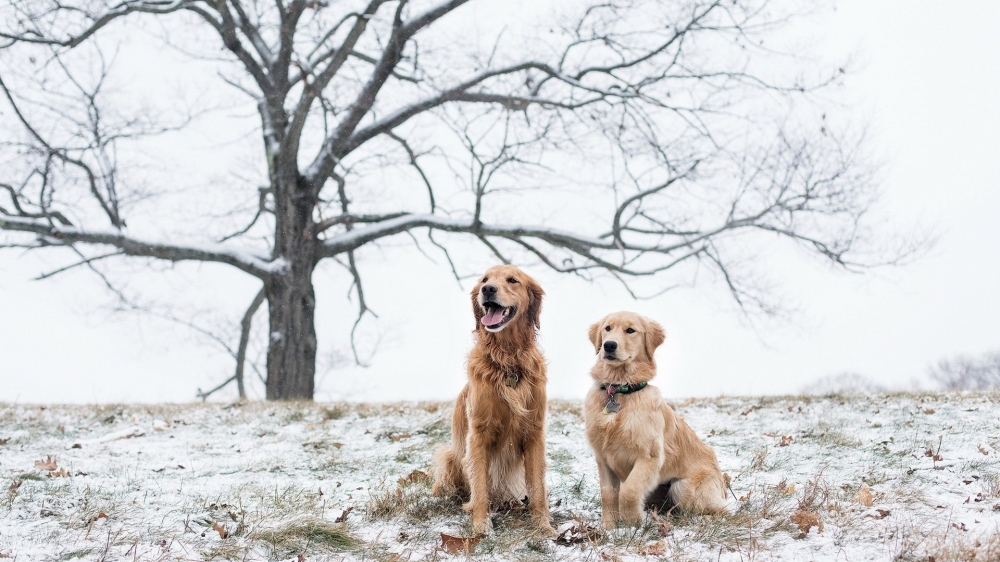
[779,435,793,447]
[650,511,672,537]
[599,552,622,562]
[296,555,306,562]
[738,490,752,502]
[555,518,602,545]
[740,406,755,416]
[0,550,10,559]
[855,485,873,507]
[335,506,353,523]
[49,467,70,478]
[390,433,411,442]
[212,522,228,539]
[639,541,666,555]
[34,456,58,471]
[978,445,990,456]
[439,533,481,554]
[922,408,935,414]
[87,512,108,525]
[397,470,429,487]
[789,510,823,537]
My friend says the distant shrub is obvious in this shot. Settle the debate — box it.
[800,372,886,396]
[929,350,1000,390]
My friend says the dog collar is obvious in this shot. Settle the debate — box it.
[599,381,647,414]
[599,381,648,394]
[488,357,521,388]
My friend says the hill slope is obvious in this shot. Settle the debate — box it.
[1,392,999,561]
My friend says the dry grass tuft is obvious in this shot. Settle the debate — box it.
[255,517,358,554]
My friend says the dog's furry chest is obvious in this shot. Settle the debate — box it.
[585,390,663,475]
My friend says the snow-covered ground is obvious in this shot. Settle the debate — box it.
[1,392,999,561]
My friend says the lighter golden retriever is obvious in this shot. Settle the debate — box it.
[432,264,554,535]
[584,311,728,528]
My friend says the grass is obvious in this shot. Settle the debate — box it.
[255,518,359,554]
[3,393,1000,561]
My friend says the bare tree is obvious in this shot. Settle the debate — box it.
[0,0,904,399]
[930,350,1000,390]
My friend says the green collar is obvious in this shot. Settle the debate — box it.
[599,381,648,394]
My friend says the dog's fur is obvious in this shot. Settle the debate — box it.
[584,311,728,528]
[431,265,554,535]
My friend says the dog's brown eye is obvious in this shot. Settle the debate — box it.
[482,277,488,282]
[626,327,636,334]
[605,326,611,332]
[507,277,518,284]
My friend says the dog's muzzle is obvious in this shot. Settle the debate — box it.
[480,295,516,332]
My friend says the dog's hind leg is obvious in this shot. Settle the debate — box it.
[432,388,470,497]
[669,468,728,515]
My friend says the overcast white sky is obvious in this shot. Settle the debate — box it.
[2,1,999,404]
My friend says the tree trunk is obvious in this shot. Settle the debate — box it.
[265,170,319,400]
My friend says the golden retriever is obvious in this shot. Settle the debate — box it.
[584,311,728,528]
[432,264,554,535]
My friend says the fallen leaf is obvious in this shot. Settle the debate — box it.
[779,435,793,447]
[650,511,672,537]
[0,550,10,559]
[390,432,411,442]
[34,456,58,471]
[922,408,935,414]
[439,533,482,554]
[212,521,228,539]
[297,554,306,562]
[87,512,108,525]
[0,437,10,446]
[331,442,343,449]
[397,470,429,487]
[49,467,70,478]
[639,541,666,555]
[952,522,967,532]
[738,490,752,502]
[876,509,890,518]
[978,445,990,456]
[924,448,935,457]
[855,485,873,507]
[335,507,353,523]
[599,552,622,562]
[740,406,755,416]
[774,480,796,495]
[555,518,602,545]
[790,510,823,537]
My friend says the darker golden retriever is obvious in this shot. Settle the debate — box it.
[584,311,728,528]
[432,264,554,535]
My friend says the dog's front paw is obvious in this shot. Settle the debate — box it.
[620,507,643,526]
[471,516,494,535]
[535,519,557,538]
[600,517,618,530]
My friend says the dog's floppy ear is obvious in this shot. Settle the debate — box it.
[524,276,544,330]
[643,319,666,362]
[470,282,484,329]
[588,321,602,354]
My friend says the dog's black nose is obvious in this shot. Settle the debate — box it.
[482,284,498,297]
[603,341,618,353]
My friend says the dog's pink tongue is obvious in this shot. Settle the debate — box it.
[482,307,505,326]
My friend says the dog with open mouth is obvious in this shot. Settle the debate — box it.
[584,311,728,528]
[431,264,554,535]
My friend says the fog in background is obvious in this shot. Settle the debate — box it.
[2,1,998,403]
